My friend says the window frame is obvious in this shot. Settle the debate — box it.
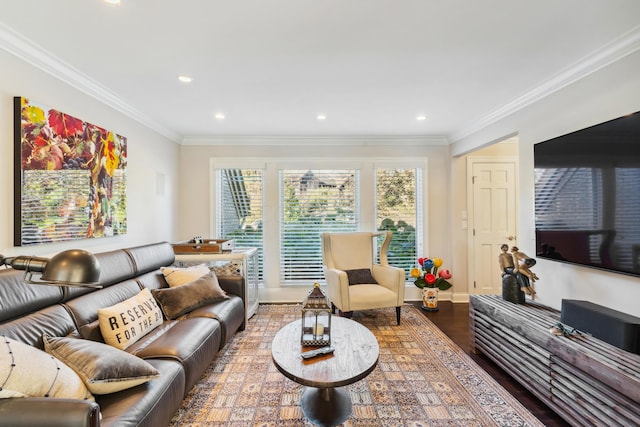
[211,158,428,289]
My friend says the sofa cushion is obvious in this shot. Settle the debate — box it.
[161,264,210,287]
[126,317,221,391]
[151,271,228,320]
[96,358,185,427]
[0,269,63,323]
[43,335,160,395]
[98,288,163,350]
[125,242,176,276]
[186,295,245,348]
[0,304,81,348]
[0,335,94,401]
[63,280,143,342]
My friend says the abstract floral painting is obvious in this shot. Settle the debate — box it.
[14,97,127,246]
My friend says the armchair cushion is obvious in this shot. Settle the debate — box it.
[345,268,378,285]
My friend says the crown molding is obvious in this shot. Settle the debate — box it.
[181,135,450,146]
[3,20,638,146]
[451,24,640,142]
[0,22,181,143]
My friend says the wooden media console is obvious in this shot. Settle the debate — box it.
[470,295,640,426]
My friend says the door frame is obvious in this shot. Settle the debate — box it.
[466,156,519,296]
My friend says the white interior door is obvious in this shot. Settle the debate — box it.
[468,158,518,295]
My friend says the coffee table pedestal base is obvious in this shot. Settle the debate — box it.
[301,387,351,427]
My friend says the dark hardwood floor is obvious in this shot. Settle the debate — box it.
[409,301,569,427]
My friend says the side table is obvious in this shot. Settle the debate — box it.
[271,316,379,426]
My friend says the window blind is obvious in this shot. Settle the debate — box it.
[376,168,421,279]
[217,168,264,279]
[279,169,358,283]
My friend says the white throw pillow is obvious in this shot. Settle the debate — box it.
[43,335,160,394]
[98,288,163,350]
[0,335,94,401]
[161,264,210,287]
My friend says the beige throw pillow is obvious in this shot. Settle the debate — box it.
[161,264,210,287]
[43,335,160,395]
[98,288,163,350]
[151,271,228,320]
[0,335,94,401]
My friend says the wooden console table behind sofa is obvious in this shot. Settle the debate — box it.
[469,295,640,427]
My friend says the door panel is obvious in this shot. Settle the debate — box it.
[469,160,517,295]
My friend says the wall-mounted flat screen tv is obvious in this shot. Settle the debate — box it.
[534,111,640,277]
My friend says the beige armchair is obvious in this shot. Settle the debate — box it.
[321,231,406,324]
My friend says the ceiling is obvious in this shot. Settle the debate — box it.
[1,1,639,143]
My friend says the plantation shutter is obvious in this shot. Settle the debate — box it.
[376,167,421,279]
[216,168,264,280]
[279,169,359,283]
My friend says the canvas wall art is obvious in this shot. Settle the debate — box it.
[14,97,127,246]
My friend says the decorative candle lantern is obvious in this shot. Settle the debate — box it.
[301,282,331,346]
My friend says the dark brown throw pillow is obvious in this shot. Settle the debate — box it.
[151,271,228,320]
[345,268,378,285]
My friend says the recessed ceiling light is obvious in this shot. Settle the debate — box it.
[317,114,327,121]
[214,113,226,120]
[416,115,427,121]
[104,0,121,4]
[177,75,193,83]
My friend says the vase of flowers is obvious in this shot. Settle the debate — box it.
[411,257,452,312]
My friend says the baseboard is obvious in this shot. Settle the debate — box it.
[258,285,471,304]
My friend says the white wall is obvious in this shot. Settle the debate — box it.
[452,50,640,317]
[0,49,181,259]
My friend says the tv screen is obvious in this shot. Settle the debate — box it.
[534,111,640,277]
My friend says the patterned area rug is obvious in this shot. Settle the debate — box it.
[170,304,544,426]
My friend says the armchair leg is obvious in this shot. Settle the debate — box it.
[396,306,401,325]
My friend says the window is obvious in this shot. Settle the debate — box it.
[216,168,264,280]
[214,159,425,287]
[279,169,358,283]
[376,168,421,277]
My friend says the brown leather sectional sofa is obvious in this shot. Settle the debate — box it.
[0,242,246,427]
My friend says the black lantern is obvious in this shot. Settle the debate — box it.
[301,282,331,346]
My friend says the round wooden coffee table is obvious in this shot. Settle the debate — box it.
[271,316,379,427]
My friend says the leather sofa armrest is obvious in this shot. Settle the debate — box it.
[0,398,100,427]
[217,275,245,302]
